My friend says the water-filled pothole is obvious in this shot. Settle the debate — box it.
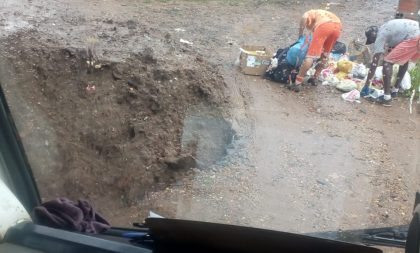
[181,105,235,169]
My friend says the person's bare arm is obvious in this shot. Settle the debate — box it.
[364,53,382,86]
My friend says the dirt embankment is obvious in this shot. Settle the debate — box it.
[0,31,229,220]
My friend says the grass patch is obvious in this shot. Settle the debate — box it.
[407,60,420,98]
[409,61,420,97]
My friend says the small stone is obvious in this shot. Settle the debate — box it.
[316,179,327,185]
[165,155,198,170]
[112,70,122,80]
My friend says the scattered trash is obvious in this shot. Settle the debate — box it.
[372,66,384,86]
[351,63,368,79]
[269,57,278,69]
[320,67,339,86]
[180,39,193,45]
[86,37,98,74]
[266,47,298,83]
[336,70,350,80]
[336,60,353,79]
[307,66,316,76]
[347,38,371,65]
[374,67,383,80]
[86,84,96,92]
[239,45,272,76]
[336,79,357,92]
[390,65,412,90]
[148,211,164,218]
[322,75,339,86]
[338,54,350,61]
[401,72,412,90]
[342,89,361,103]
[174,28,186,32]
[373,66,411,90]
[364,88,384,99]
[330,41,347,60]
[330,53,341,61]
[320,68,334,80]
[332,41,347,54]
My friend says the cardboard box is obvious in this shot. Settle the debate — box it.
[239,46,272,76]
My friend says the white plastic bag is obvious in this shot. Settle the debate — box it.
[307,66,316,76]
[271,57,278,69]
[376,65,412,90]
[336,79,357,92]
[400,72,412,90]
[351,63,368,79]
[322,75,339,86]
[374,66,383,80]
[389,65,412,90]
[319,68,334,81]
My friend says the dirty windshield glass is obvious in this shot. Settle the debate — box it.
[1,0,419,251]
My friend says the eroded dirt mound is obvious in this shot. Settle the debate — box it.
[0,31,228,218]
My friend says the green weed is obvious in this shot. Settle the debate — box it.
[408,60,420,98]
[406,61,420,114]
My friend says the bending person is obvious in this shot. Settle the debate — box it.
[361,19,420,107]
[289,9,342,92]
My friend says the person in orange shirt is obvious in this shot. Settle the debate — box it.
[288,10,342,92]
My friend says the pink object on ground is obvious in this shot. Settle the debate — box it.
[341,89,361,103]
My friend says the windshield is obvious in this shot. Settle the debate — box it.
[0,0,419,251]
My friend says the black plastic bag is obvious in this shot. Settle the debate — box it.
[265,47,298,84]
[332,41,346,55]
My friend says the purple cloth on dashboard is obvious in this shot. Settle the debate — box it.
[33,197,110,233]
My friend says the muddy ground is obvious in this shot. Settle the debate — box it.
[1,0,420,247]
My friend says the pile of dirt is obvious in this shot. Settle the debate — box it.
[0,31,228,220]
